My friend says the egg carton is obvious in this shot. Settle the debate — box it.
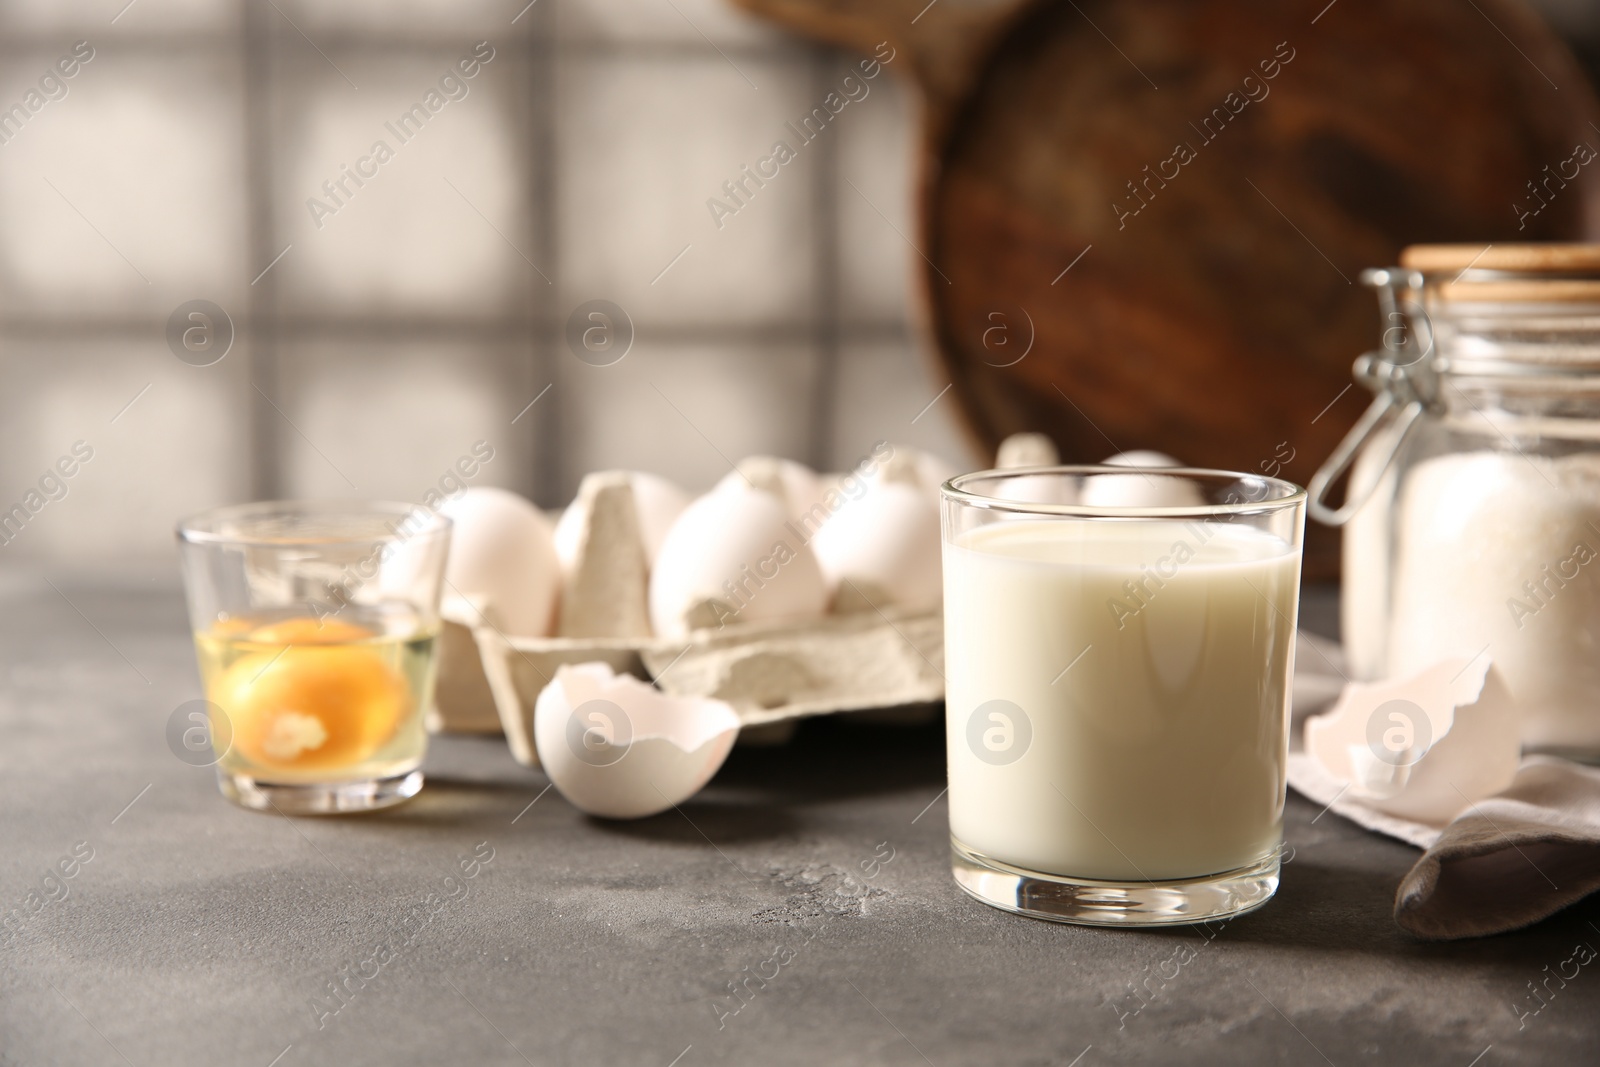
[428,444,969,764]
[435,602,945,767]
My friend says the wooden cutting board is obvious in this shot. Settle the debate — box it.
[735,0,1600,577]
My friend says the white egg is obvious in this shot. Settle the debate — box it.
[716,456,825,524]
[993,473,1074,505]
[649,486,829,637]
[1082,450,1204,508]
[534,662,740,819]
[995,432,1059,469]
[812,482,942,614]
[1104,450,1183,470]
[440,487,561,637]
[553,504,582,572]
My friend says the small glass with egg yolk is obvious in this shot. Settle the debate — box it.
[177,501,452,814]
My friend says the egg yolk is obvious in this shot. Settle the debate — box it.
[213,618,408,771]
[248,617,377,646]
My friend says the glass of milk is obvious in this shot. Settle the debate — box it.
[941,466,1305,925]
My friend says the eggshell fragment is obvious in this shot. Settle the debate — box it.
[812,482,941,614]
[440,487,560,637]
[649,485,829,637]
[1304,657,1521,825]
[1081,451,1204,508]
[553,472,652,639]
[533,662,740,818]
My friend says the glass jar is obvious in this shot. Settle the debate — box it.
[1311,244,1600,761]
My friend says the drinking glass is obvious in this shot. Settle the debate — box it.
[177,501,451,814]
[941,467,1305,925]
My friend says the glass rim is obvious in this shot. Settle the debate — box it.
[940,465,1307,518]
[175,499,451,548]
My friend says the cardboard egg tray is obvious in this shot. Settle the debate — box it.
[432,603,945,767]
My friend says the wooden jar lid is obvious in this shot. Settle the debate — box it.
[1401,244,1600,302]
[1402,243,1600,272]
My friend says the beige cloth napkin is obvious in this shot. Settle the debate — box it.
[1391,757,1600,939]
[1288,633,1600,939]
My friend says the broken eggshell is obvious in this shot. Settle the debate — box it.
[1304,656,1520,826]
[533,662,740,819]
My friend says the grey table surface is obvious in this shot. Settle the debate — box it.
[1,568,1597,1067]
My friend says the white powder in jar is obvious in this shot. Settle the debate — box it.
[1385,450,1600,753]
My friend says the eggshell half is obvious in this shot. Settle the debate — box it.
[533,662,740,819]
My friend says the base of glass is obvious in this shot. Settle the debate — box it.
[218,767,423,815]
[951,837,1280,927]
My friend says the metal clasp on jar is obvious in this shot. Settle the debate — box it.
[1308,268,1438,526]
